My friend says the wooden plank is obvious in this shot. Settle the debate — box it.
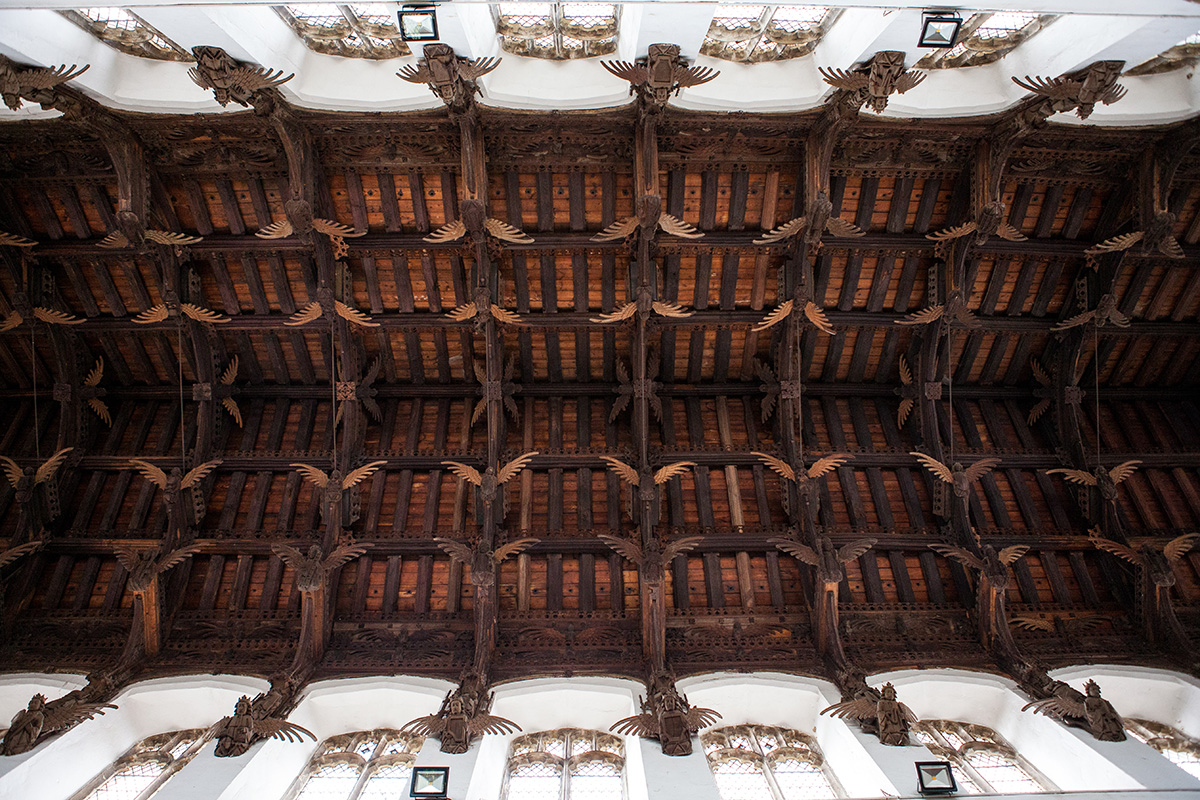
[198,555,225,610]
[918,551,947,605]
[228,555,254,611]
[1040,551,1073,606]
[765,551,785,608]
[579,553,595,612]
[1011,558,1042,608]
[383,555,401,614]
[888,550,915,604]
[547,552,563,611]
[703,552,724,608]
[859,551,886,603]
[735,551,754,609]
[71,556,101,611]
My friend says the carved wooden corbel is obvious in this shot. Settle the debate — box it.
[611,669,720,756]
[402,668,520,754]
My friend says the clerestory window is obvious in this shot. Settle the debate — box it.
[495,3,619,60]
[701,725,839,800]
[1127,32,1200,76]
[503,728,625,800]
[68,729,207,800]
[286,729,424,800]
[914,12,1054,69]
[1126,719,1200,779]
[701,5,839,63]
[60,7,191,61]
[275,4,412,60]
[912,720,1052,795]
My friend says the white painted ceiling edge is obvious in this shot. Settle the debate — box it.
[0,2,1198,122]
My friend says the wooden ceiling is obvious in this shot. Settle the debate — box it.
[0,45,1198,748]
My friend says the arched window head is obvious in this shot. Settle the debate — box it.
[504,728,625,800]
[702,6,839,63]
[60,8,191,61]
[701,725,839,800]
[1127,32,1200,76]
[285,729,425,800]
[495,3,620,60]
[1126,719,1200,779]
[68,729,207,800]
[275,5,412,60]
[914,12,1054,69]
[912,720,1052,795]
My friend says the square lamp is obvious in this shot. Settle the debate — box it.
[918,13,962,48]
[398,4,439,41]
[410,766,450,798]
[916,761,958,795]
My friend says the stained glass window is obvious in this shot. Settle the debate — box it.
[702,725,839,800]
[1126,719,1200,779]
[702,6,838,63]
[915,12,1053,69]
[495,3,619,60]
[274,4,412,60]
[913,720,1050,795]
[504,729,624,800]
[60,8,191,61]
[286,730,425,800]
[1127,31,1200,76]
[69,730,206,800]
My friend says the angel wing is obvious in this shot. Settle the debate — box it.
[651,300,694,318]
[1085,231,1144,256]
[995,223,1027,242]
[144,230,203,246]
[33,308,83,326]
[335,300,379,328]
[770,538,818,566]
[807,453,852,479]
[442,461,482,486]
[662,535,704,562]
[819,67,869,91]
[821,696,879,721]
[434,537,474,564]
[497,451,538,484]
[997,545,1029,565]
[600,456,640,486]
[591,217,638,243]
[34,448,73,484]
[396,62,433,84]
[963,458,1002,482]
[84,359,103,387]
[928,544,984,571]
[1165,533,1199,562]
[255,219,294,239]
[290,463,330,489]
[751,300,794,332]
[803,302,835,335]
[132,304,170,325]
[597,533,643,565]
[0,540,42,568]
[490,305,524,325]
[152,544,201,573]
[610,712,658,737]
[41,699,116,733]
[1046,468,1097,486]
[342,460,387,489]
[179,459,221,489]
[1107,460,1141,484]
[600,60,649,86]
[401,713,448,736]
[229,65,293,93]
[898,397,914,428]
[591,302,637,324]
[0,456,22,488]
[653,461,695,484]
[673,63,719,90]
[252,717,317,744]
[658,214,704,239]
[485,218,533,244]
[425,219,467,244]
[111,542,146,573]
[1091,537,1140,565]
[753,452,795,482]
[448,302,479,321]
[271,543,308,569]
[897,305,945,326]
[753,216,806,245]
[459,56,501,81]
[493,537,539,563]
[926,222,977,242]
[323,541,369,570]
[686,705,723,731]
[467,712,522,736]
[825,217,865,239]
[221,398,243,427]
[128,458,169,489]
[313,218,364,239]
[180,304,229,324]
[911,452,953,483]
[1023,688,1086,719]
[0,231,37,247]
[1012,74,1080,99]
[838,538,877,564]
[1010,615,1055,632]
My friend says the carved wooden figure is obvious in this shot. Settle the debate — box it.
[286,287,377,329]
[128,458,222,535]
[273,538,368,663]
[0,57,88,112]
[113,543,201,657]
[1091,532,1198,651]
[930,543,1029,662]
[822,682,916,746]
[820,51,925,114]
[600,532,701,663]
[0,291,83,332]
[189,46,293,108]
[397,43,500,115]
[602,43,718,115]
[1023,679,1125,741]
[0,447,73,540]
[1013,61,1126,120]
[754,451,852,528]
[403,669,521,754]
[1050,293,1130,331]
[209,693,315,757]
[601,457,695,529]
[0,691,115,755]
[611,670,721,756]
[898,288,977,328]
[754,190,864,252]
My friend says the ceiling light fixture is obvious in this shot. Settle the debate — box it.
[398,4,439,41]
[918,11,962,48]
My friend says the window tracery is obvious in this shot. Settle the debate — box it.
[1126,719,1200,779]
[495,3,619,60]
[274,5,412,60]
[701,725,838,800]
[1127,32,1200,76]
[912,720,1050,795]
[503,728,624,800]
[701,5,838,63]
[913,12,1054,69]
[60,8,191,61]
[68,729,207,800]
[286,730,424,800]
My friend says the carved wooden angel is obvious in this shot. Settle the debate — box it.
[403,683,520,754]
[0,692,115,755]
[611,673,720,756]
[189,46,293,108]
[898,288,977,328]
[442,451,538,510]
[1050,294,1130,331]
[1046,460,1140,503]
[1013,61,1126,120]
[927,201,1026,247]
[1091,531,1198,646]
[0,231,37,248]
[80,358,111,426]
[591,280,693,323]
[209,694,316,757]
[772,535,875,660]
[822,682,916,745]
[820,51,924,114]
[592,193,703,244]
[426,198,533,247]
[0,292,83,332]
[930,542,1028,657]
[599,532,702,582]
[434,536,539,588]
[286,287,377,328]
[753,451,852,507]
[114,543,201,594]
[98,210,202,251]
[129,458,222,529]
[754,191,864,252]
[1023,679,1125,741]
[397,43,500,114]
[0,446,73,529]
[447,284,524,330]
[132,290,228,325]
[0,59,88,112]
[1027,358,1053,426]
[272,539,368,592]
[602,43,718,111]
[912,453,1001,501]
[601,456,694,525]
[897,354,916,427]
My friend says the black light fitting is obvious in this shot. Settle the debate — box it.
[916,761,959,795]
[398,4,439,41]
[918,11,962,48]
[410,766,450,798]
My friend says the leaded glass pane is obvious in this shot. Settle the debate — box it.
[712,759,773,800]
[296,762,362,800]
[508,760,563,800]
[88,761,165,800]
[1162,748,1200,779]
[354,737,378,760]
[568,759,622,800]
[358,762,414,800]
[772,757,836,800]
[966,750,1041,794]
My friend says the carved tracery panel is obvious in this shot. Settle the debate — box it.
[286,730,425,800]
[59,8,191,61]
[701,725,837,800]
[701,5,838,63]
[504,728,625,800]
[495,3,619,60]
